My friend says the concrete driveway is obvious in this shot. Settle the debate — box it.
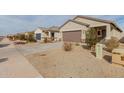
[0,38,42,78]
[16,42,63,56]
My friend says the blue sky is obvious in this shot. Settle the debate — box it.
[0,15,124,36]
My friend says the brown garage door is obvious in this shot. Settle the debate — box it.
[63,30,81,42]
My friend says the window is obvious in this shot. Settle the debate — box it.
[97,30,102,37]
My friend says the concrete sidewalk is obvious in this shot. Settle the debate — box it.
[0,38,42,78]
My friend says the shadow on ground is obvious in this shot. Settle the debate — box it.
[0,44,10,48]
[82,45,90,50]
[0,58,8,63]
[103,55,112,64]
[91,52,96,57]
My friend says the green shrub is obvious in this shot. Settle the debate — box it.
[105,37,119,52]
[63,42,72,51]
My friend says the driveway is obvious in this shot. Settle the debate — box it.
[16,42,63,56]
[0,38,42,78]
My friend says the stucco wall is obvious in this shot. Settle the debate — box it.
[34,28,43,34]
[60,21,88,31]
[111,27,122,39]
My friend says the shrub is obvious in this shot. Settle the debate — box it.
[105,37,119,52]
[44,37,48,43]
[19,34,26,40]
[63,42,72,51]
[27,34,36,42]
[75,43,80,46]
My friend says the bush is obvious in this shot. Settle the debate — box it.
[63,42,72,51]
[19,34,26,40]
[75,43,80,46]
[44,37,48,43]
[105,37,119,52]
[27,34,36,42]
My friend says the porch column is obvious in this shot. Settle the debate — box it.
[105,25,111,40]
[48,32,51,38]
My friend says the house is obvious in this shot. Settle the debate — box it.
[60,16,123,43]
[48,26,61,41]
[34,27,48,42]
[34,26,61,42]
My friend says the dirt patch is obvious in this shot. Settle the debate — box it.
[26,46,124,78]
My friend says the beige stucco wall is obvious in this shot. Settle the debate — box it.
[34,28,43,34]
[60,21,88,31]
[54,32,61,41]
[34,28,47,42]
[111,27,122,39]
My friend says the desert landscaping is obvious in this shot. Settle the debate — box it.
[25,44,124,78]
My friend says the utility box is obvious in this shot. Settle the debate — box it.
[112,48,124,65]
[96,43,103,59]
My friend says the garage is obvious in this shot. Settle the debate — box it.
[36,33,41,40]
[63,30,81,42]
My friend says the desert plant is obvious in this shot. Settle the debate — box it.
[105,37,119,52]
[75,43,80,46]
[18,34,26,40]
[27,33,36,42]
[85,28,98,48]
[44,37,48,43]
[63,42,72,51]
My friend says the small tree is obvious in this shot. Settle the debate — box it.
[85,28,98,49]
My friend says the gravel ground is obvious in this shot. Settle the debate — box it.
[26,45,124,78]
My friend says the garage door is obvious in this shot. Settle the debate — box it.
[63,30,81,42]
[36,33,41,40]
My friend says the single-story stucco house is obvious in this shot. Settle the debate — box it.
[34,26,61,42]
[60,16,123,43]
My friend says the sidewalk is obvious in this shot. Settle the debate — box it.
[0,38,42,78]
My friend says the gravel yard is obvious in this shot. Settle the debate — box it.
[26,45,124,78]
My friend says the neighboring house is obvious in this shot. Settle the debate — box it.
[60,16,123,43]
[34,26,61,42]
[34,27,48,42]
[48,26,61,41]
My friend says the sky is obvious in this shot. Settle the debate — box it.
[0,15,124,36]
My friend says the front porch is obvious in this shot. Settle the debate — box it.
[93,26,107,43]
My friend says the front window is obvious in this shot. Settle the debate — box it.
[97,30,102,37]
